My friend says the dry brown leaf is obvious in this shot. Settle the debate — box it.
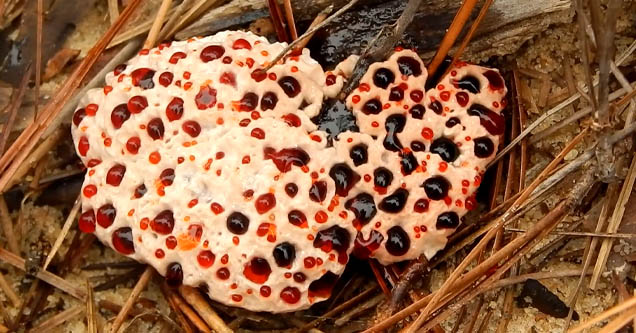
[43,48,80,81]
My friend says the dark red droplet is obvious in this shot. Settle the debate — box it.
[373,167,393,191]
[313,225,351,264]
[73,108,86,126]
[97,204,116,228]
[422,176,450,200]
[113,64,126,75]
[456,91,469,107]
[273,242,296,267]
[308,271,338,298]
[293,272,306,283]
[78,209,96,233]
[195,85,217,110]
[151,210,175,235]
[379,188,409,213]
[326,74,337,85]
[473,137,495,158]
[446,117,461,128]
[111,104,131,129]
[278,76,301,97]
[385,226,410,256]
[349,144,368,166]
[362,99,382,115]
[410,90,424,102]
[345,193,377,230]
[287,210,307,228]
[483,70,504,90]
[260,286,271,297]
[147,118,165,140]
[285,183,298,197]
[128,96,148,114]
[436,211,459,229]
[239,93,258,111]
[260,92,278,111]
[166,97,184,121]
[467,104,505,135]
[255,193,276,214]
[165,262,183,287]
[373,68,395,88]
[182,120,201,137]
[397,56,422,76]
[130,68,155,89]
[112,227,135,255]
[384,114,406,152]
[160,168,175,186]
[232,39,252,50]
[414,199,429,213]
[200,45,225,62]
[243,257,271,284]
[400,151,418,176]
[389,87,404,101]
[227,212,249,234]
[134,184,147,198]
[282,113,301,127]
[352,230,383,259]
[251,69,267,82]
[309,181,327,202]
[219,71,236,87]
[159,72,173,87]
[106,164,126,186]
[455,75,481,93]
[217,267,230,280]
[263,147,310,173]
[429,101,443,114]
[280,286,301,304]
[410,141,426,152]
[329,163,360,197]
[430,137,459,162]
[169,52,186,64]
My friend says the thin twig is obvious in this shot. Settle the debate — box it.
[86,281,97,333]
[263,0,361,72]
[107,0,119,24]
[0,0,144,192]
[30,305,84,333]
[178,285,232,333]
[505,228,636,239]
[0,271,19,307]
[574,0,597,112]
[0,65,32,155]
[42,195,80,270]
[282,0,298,40]
[0,196,19,254]
[34,0,43,122]
[110,266,154,333]
[157,0,196,41]
[143,0,173,49]
[447,0,494,75]
[427,0,478,76]
[162,0,223,39]
[0,248,86,299]
[292,5,332,52]
[569,296,636,333]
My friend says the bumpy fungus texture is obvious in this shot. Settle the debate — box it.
[72,31,506,312]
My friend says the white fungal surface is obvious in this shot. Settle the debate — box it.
[71,31,506,312]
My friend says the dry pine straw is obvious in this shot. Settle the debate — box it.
[1,0,636,332]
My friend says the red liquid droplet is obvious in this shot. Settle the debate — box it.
[147,118,165,140]
[126,137,141,154]
[73,108,86,126]
[280,286,301,304]
[263,147,310,173]
[232,38,252,50]
[166,97,184,121]
[200,45,225,62]
[151,210,175,235]
[243,257,271,284]
[352,230,384,259]
[111,104,130,129]
[127,96,148,114]
[78,209,96,233]
[255,193,276,214]
[78,136,90,156]
[219,71,236,87]
[308,271,338,298]
[195,85,217,110]
[260,286,271,297]
[169,51,187,64]
[130,68,155,89]
[160,168,175,186]
[216,267,230,280]
[197,250,215,268]
[313,226,351,264]
[165,262,183,287]
[159,72,173,87]
[282,113,301,127]
[467,104,505,136]
[483,70,504,90]
[182,120,201,137]
[106,164,126,186]
[251,128,265,139]
[112,227,135,255]
[96,204,116,228]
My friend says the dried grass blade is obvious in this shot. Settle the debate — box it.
[108,0,119,24]
[283,0,298,40]
[163,0,223,39]
[0,0,144,192]
[33,0,43,122]
[178,285,232,333]
[448,0,494,73]
[42,195,80,270]
[0,248,86,299]
[143,0,173,49]
[569,296,636,333]
[86,281,97,333]
[0,65,32,155]
[590,152,636,288]
[30,305,84,333]
[427,0,479,76]
[110,266,154,333]
[0,272,19,307]
[0,196,19,254]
